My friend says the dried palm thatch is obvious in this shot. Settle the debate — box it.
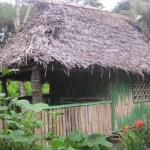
[0,2,150,74]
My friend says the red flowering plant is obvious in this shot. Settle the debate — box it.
[122,120,145,133]
[123,125,132,133]
[121,120,146,150]
[135,120,145,129]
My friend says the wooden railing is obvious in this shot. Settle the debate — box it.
[19,95,107,105]
[40,101,112,136]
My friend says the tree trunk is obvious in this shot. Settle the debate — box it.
[31,66,42,103]
[23,5,32,24]
[15,0,20,31]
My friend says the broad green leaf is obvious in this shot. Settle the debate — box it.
[50,139,66,150]
[82,134,112,148]
[0,133,9,139]
[14,101,50,112]
[67,146,77,150]
[1,68,12,76]
[0,106,8,112]
[0,93,6,98]
[14,99,30,107]
[24,103,50,112]
[66,132,86,143]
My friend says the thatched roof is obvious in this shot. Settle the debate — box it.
[1,2,150,74]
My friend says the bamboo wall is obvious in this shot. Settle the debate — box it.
[40,102,112,136]
[115,92,134,118]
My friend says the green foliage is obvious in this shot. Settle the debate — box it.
[143,126,150,147]
[121,130,144,150]
[111,78,132,105]
[42,83,50,94]
[15,100,50,112]
[7,81,20,98]
[114,0,150,31]
[0,2,28,25]
[130,0,150,30]
[120,122,150,150]
[110,76,132,129]
[0,94,96,149]
[0,93,114,150]
[114,0,130,14]
[0,2,15,25]
[0,2,27,46]
[50,132,112,150]
[0,93,54,150]
[0,93,53,150]
[24,82,50,96]
[24,81,32,96]
[0,81,50,98]
[1,68,13,76]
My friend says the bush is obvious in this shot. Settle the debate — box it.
[50,132,112,150]
[0,93,52,150]
[121,120,150,150]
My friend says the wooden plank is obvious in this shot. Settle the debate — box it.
[93,105,97,134]
[85,106,88,133]
[48,110,53,132]
[75,107,78,131]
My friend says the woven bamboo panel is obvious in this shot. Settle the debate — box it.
[39,103,112,136]
[133,83,150,102]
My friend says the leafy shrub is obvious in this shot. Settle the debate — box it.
[121,120,149,150]
[0,93,52,150]
[121,130,144,150]
[50,132,113,150]
[143,127,150,148]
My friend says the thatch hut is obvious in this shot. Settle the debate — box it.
[0,2,150,135]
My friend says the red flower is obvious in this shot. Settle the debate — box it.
[135,120,144,129]
[123,125,132,133]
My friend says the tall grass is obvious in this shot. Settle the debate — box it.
[117,104,150,128]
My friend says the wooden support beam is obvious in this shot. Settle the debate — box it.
[1,80,8,96]
[31,66,42,103]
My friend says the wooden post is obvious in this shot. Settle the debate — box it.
[1,79,8,129]
[31,66,42,103]
[1,80,8,96]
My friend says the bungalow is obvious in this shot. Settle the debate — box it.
[0,2,150,135]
